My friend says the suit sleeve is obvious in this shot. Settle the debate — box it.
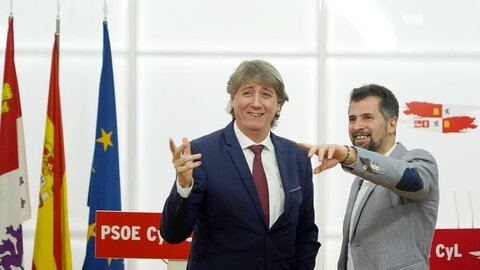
[342,147,439,201]
[291,155,321,270]
[160,143,207,244]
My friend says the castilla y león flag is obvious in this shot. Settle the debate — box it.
[403,101,478,133]
[0,16,31,270]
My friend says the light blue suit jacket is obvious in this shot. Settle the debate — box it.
[338,143,439,270]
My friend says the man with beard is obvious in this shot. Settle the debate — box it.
[300,84,439,270]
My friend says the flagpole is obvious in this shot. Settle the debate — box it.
[56,0,60,51]
[57,0,60,20]
[10,0,13,15]
[104,0,108,22]
[56,0,60,35]
[56,16,60,45]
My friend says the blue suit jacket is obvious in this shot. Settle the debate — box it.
[161,121,320,270]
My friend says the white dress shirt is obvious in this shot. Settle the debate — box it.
[233,122,284,228]
[176,121,284,228]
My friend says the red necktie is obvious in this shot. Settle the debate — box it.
[249,145,269,226]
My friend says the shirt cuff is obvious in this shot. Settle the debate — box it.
[176,178,194,198]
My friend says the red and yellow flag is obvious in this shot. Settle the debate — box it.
[32,32,72,270]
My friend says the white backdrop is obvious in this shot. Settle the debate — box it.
[0,0,479,269]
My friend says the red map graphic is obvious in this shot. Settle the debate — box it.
[404,101,477,133]
[404,101,443,118]
[443,116,477,133]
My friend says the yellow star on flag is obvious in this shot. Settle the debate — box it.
[87,223,96,241]
[96,128,113,152]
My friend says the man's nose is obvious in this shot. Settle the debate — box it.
[251,93,261,106]
[353,120,364,130]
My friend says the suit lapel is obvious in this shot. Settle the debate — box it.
[270,133,290,228]
[224,122,268,227]
[344,178,361,239]
[349,179,376,239]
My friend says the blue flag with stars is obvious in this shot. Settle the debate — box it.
[82,21,124,270]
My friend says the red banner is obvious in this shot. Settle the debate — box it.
[95,211,191,259]
[430,228,480,269]
[404,101,443,118]
[442,116,477,133]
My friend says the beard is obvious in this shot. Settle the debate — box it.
[353,137,384,152]
[352,126,388,153]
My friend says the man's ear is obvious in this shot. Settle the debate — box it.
[276,101,283,113]
[388,116,398,134]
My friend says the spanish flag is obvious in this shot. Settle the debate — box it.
[32,29,72,270]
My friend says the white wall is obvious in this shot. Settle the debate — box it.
[0,0,479,269]
[322,0,480,268]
